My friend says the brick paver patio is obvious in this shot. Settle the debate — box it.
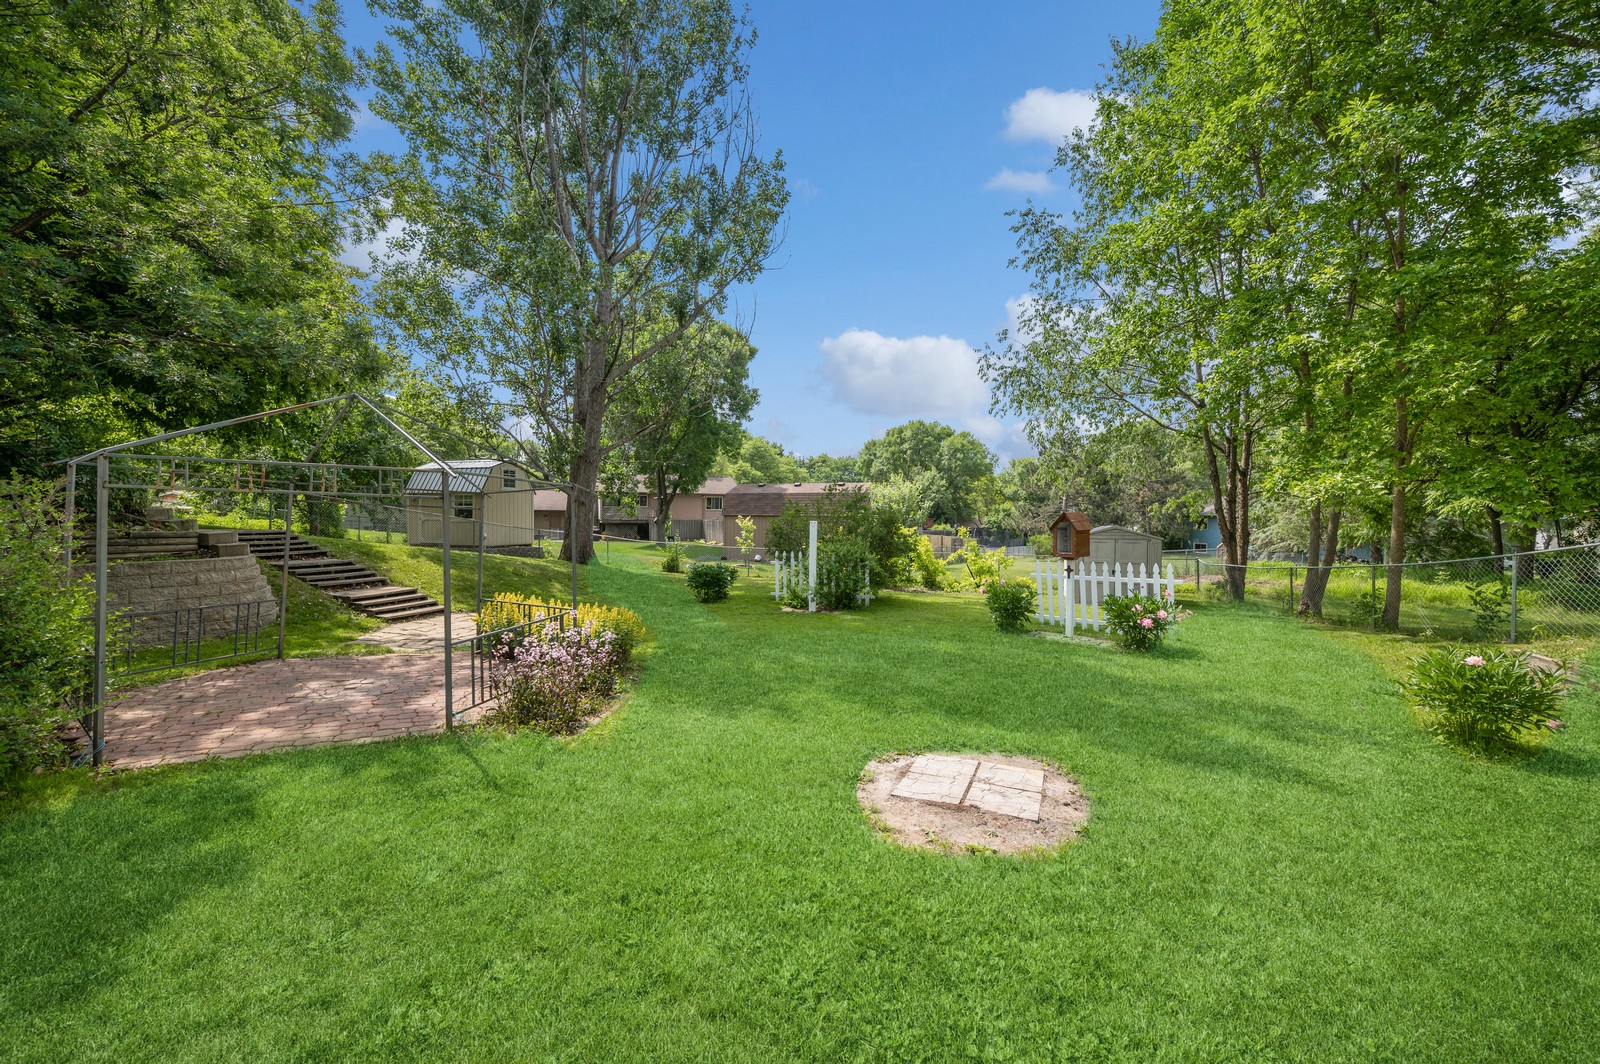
[103,653,483,770]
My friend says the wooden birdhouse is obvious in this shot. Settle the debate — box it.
[1050,510,1092,559]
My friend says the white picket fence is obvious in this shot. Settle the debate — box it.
[1034,558,1180,634]
[771,521,872,611]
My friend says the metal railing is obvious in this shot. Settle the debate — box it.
[450,605,575,717]
[112,600,276,677]
[1173,543,1600,649]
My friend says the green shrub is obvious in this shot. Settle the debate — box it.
[766,485,916,589]
[985,577,1035,633]
[816,538,870,611]
[660,541,687,574]
[950,532,1011,591]
[686,561,738,603]
[1028,533,1053,558]
[1403,644,1566,754]
[1467,578,1510,636]
[1102,592,1186,651]
[778,580,809,610]
[1,478,97,776]
[908,533,947,590]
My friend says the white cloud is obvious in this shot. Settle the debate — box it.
[792,178,820,202]
[1004,293,1040,345]
[985,168,1053,194]
[819,329,986,418]
[1003,87,1097,144]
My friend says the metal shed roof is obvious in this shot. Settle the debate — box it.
[403,459,506,494]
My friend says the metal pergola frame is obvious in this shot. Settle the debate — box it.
[63,392,581,767]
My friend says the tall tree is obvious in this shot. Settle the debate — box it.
[0,0,379,473]
[358,0,788,564]
[609,322,756,541]
[985,11,1298,597]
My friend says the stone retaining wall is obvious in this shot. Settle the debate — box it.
[104,556,279,648]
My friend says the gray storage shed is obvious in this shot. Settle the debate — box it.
[1087,524,1163,572]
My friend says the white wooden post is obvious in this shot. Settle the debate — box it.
[807,520,818,613]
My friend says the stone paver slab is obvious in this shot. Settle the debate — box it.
[973,761,1045,795]
[964,780,1043,822]
[891,755,978,806]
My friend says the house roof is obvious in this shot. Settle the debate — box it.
[723,482,868,517]
[532,490,568,511]
[403,459,507,494]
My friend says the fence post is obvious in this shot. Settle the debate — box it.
[1509,555,1519,643]
[1369,563,1377,631]
[807,520,818,613]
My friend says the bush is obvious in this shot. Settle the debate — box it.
[778,580,809,610]
[1403,644,1566,754]
[660,541,687,574]
[816,538,870,611]
[486,622,622,734]
[478,594,645,661]
[1,478,97,777]
[908,533,947,590]
[766,485,916,589]
[985,577,1035,633]
[949,532,1011,591]
[1028,533,1053,558]
[1468,578,1510,636]
[686,561,738,603]
[1102,591,1186,651]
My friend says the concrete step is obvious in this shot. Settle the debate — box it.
[332,585,422,604]
[367,603,445,621]
[300,575,385,590]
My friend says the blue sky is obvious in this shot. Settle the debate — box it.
[338,0,1164,464]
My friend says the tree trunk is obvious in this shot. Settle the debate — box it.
[1299,504,1341,617]
[561,356,608,565]
[652,468,676,542]
[1381,392,1409,631]
[1487,505,1505,560]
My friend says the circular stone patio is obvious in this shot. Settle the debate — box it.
[858,753,1090,854]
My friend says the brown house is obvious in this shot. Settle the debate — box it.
[599,476,737,542]
[720,482,869,554]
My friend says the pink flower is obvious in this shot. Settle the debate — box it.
[1463,655,1486,667]
[1157,610,1168,620]
[1546,718,1566,732]
[1139,616,1155,629]
[1133,604,1143,613]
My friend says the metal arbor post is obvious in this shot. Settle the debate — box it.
[91,454,109,767]
[442,466,453,732]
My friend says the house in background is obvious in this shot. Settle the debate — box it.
[404,460,572,547]
[1191,503,1225,555]
[1190,502,1372,562]
[720,482,869,555]
[599,476,736,542]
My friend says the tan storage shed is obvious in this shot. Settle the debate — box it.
[1087,524,1163,572]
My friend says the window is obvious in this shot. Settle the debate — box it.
[1192,542,1209,554]
[453,494,476,520]
[501,468,516,489]
[705,497,723,511]
[637,493,648,508]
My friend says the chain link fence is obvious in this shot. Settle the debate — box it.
[1170,543,1600,653]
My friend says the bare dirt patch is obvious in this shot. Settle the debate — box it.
[857,752,1090,855]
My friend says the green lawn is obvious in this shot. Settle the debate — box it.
[4,543,1599,1060]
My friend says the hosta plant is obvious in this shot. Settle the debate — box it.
[1102,592,1186,651]
[1404,644,1566,755]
